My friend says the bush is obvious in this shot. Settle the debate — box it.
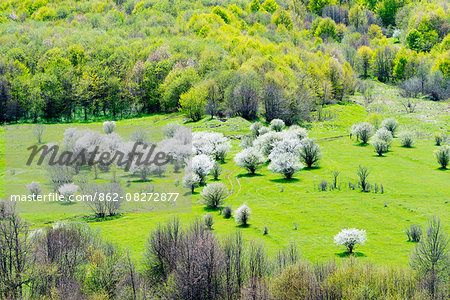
[268,153,303,179]
[235,203,251,226]
[222,206,232,218]
[250,122,263,137]
[399,131,415,147]
[203,213,214,230]
[26,181,42,195]
[381,118,398,136]
[351,122,374,144]
[270,119,285,132]
[234,147,265,174]
[191,154,214,184]
[201,182,227,209]
[58,183,78,200]
[434,145,449,169]
[334,228,367,253]
[406,224,422,242]
[298,138,321,168]
[319,180,328,191]
[433,133,445,146]
[103,121,116,134]
[371,138,389,156]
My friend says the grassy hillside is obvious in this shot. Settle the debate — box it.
[2,82,448,266]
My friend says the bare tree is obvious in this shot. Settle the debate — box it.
[0,202,31,299]
[357,165,370,192]
[222,231,245,300]
[32,124,45,144]
[171,220,224,299]
[410,216,449,298]
[144,218,181,283]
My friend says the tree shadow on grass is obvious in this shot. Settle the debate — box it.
[270,178,300,183]
[237,173,263,178]
[355,142,370,147]
[302,166,322,171]
[59,201,76,206]
[236,224,250,228]
[202,206,221,213]
[436,167,447,171]
[130,179,152,183]
[335,251,366,258]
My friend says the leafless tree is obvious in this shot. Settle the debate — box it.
[171,219,224,299]
[262,82,287,123]
[144,218,181,283]
[410,216,449,298]
[357,165,370,192]
[32,124,45,144]
[222,231,246,300]
[0,202,31,299]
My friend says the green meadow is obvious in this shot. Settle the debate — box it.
[1,82,449,266]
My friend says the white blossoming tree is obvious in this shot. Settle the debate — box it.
[191,154,214,184]
[351,122,374,144]
[234,147,265,174]
[58,183,79,201]
[235,203,251,226]
[103,121,116,134]
[268,152,303,179]
[334,228,367,254]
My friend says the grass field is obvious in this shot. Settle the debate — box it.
[1,82,449,267]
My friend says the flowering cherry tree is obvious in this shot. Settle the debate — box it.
[334,228,367,254]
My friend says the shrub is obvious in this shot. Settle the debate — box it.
[371,138,389,156]
[434,145,449,169]
[351,122,374,144]
[381,118,398,136]
[234,147,265,174]
[58,183,78,201]
[201,182,227,209]
[298,138,321,168]
[103,121,116,134]
[235,203,251,226]
[211,162,222,180]
[433,133,445,146]
[250,122,263,137]
[334,228,367,253]
[183,172,200,193]
[268,153,303,179]
[26,181,41,195]
[406,224,422,242]
[399,131,415,147]
[130,128,148,144]
[270,119,285,132]
[222,206,232,218]
[203,213,214,230]
[319,180,328,191]
[191,154,214,184]
[357,165,370,192]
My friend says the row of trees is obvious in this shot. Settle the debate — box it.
[1,202,448,299]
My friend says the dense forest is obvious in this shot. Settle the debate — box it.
[0,0,449,123]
